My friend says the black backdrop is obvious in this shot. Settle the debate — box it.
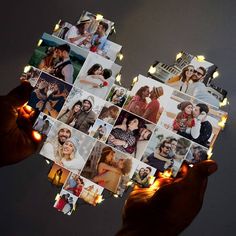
[0,0,236,235]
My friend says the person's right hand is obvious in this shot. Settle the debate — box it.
[116,160,217,236]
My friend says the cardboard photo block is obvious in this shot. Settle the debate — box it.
[106,85,128,108]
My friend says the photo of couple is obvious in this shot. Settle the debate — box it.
[141,126,191,177]
[89,119,113,143]
[40,121,95,174]
[33,113,54,136]
[185,144,208,164]
[81,142,135,196]
[98,102,120,125]
[53,11,114,59]
[29,33,89,84]
[166,64,220,108]
[57,87,105,134]
[106,85,128,108]
[48,164,70,187]
[158,90,224,148]
[132,160,156,187]
[73,52,121,99]
[54,190,78,215]
[106,110,155,160]
[124,75,173,124]
[28,72,72,118]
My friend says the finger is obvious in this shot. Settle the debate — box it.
[6,81,33,108]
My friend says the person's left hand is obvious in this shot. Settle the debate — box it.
[0,81,42,167]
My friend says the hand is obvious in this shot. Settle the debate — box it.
[116,160,217,235]
[0,81,42,167]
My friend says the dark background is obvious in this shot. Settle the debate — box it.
[0,0,235,235]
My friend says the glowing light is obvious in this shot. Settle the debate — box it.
[55,194,60,201]
[159,169,172,178]
[148,176,155,186]
[32,130,42,142]
[196,55,205,62]
[95,195,104,204]
[54,23,60,32]
[96,14,103,20]
[126,181,133,187]
[113,194,119,198]
[213,71,219,79]
[176,52,183,61]
[207,147,213,159]
[37,39,43,47]
[189,164,194,168]
[24,105,33,113]
[117,52,124,61]
[111,25,116,34]
[218,115,228,129]
[115,74,122,84]
[23,65,31,73]
[45,160,50,165]
[219,98,229,107]
[148,65,157,74]
[132,76,138,84]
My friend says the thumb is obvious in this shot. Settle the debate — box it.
[6,81,33,108]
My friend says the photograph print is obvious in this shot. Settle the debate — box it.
[28,32,89,84]
[106,110,156,160]
[141,126,191,177]
[57,87,105,134]
[158,90,227,148]
[54,189,78,216]
[124,74,173,124]
[81,141,135,196]
[73,52,121,99]
[40,120,95,174]
[27,72,72,118]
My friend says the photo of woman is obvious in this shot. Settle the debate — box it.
[28,72,72,118]
[98,103,120,125]
[166,65,194,92]
[106,110,155,159]
[81,142,135,196]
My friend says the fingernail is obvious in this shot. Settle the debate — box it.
[208,163,217,174]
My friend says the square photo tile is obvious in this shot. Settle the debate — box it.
[27,72,72,118]
[54,189,78,215]
[106,110,155,160]
[141,126,191,177]
[48,163,70,186]
[81,141,135,196]
[73,52,121,99]
[40,120,96,174]
[124,74,173,124]
[56,87,105,134]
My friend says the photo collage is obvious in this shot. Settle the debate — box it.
[21,11,228,215]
